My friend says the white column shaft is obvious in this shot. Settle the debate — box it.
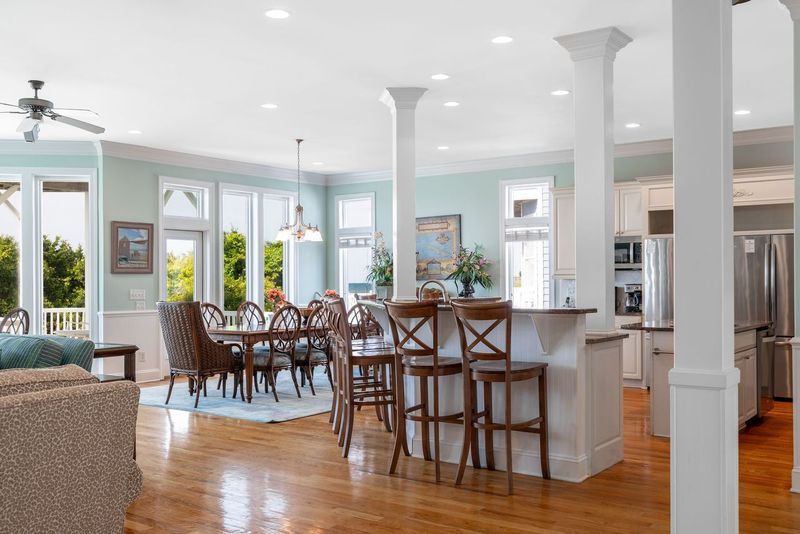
[671,0,737,531]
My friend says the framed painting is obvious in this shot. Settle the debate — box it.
[110,221,154,274]
[416,214,461,280]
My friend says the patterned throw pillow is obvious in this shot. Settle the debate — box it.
[0,336,63,370]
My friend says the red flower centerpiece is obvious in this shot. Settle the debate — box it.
[266,288,287,311]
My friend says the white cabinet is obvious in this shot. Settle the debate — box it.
[615,186,643,237]
[615,316,643,382]
[736,347,758,427]
[552,188,576,278]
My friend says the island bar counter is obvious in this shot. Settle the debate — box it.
[361,301,626,483]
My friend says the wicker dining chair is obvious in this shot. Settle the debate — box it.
[157,301,244,408]
[0,307,30,335]
[252,304,303,402]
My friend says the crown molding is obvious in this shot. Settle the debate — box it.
[0,139,100,157]
[98,141,327,186]
[326,125,793,187]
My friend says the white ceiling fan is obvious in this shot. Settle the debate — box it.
[0,80,105,142]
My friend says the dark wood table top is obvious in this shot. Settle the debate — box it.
[94,342,139,356]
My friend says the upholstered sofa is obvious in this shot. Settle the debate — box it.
[0,334,95,371]
[0,365,142,533]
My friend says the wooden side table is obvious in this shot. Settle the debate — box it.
[93,343,138,382]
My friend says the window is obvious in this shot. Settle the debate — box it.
[165,230,203,302]
[263,194,289,311]
[163,185,205,219]
[502,178,553,308]
[336,193,375,305]
[221,191,251,311]
[0,179,21,312]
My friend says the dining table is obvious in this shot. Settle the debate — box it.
[206,322,308,403]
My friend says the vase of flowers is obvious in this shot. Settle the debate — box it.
[265,288,287,311]
[446,245,493,298]
[323,289,339,298]
[366,232,393,299]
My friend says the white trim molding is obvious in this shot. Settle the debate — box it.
[99,141,327,186]
[0,139,99,157]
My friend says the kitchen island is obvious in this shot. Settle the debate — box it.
[621,321,772,436]
[361,300,627,483]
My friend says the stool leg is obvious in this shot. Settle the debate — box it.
[380,365,392,433]
[538,370,551,480]
[483,381,495,470]
[419,376,432,461]
[389,358,406,474]
[455,371,473,486]
[470,380,481,469]
[505,379,513,495]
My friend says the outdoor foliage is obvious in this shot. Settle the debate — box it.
[0,235,19,313]
[221,229,284,311]
[166,250,195,302]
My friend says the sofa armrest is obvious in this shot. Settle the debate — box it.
[0,381,142,534]
[0,364,98,398]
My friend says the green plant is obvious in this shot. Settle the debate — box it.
[366,232,393,286]
[446,244,493,289]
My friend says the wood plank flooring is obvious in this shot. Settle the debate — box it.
[124,386,800,533]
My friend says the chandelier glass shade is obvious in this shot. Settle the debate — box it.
[276,138,323,242]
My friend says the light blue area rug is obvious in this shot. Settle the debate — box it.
[139,372,333,423]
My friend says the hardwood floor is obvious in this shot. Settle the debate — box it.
[125,386,800,533]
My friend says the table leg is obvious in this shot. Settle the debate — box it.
[124,351,136,382]
[245,343,254,403]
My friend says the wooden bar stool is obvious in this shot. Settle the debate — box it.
[385,299,463,482]
[451,299,550,495]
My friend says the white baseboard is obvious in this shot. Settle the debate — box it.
[135,368,163,383]
[411,435,590,483]
[591,436,624,475]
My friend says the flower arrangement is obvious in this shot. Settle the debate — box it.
[366,232,393,286]
[323,289,339,298]
[446,244,493,298]
[265,288,287,310]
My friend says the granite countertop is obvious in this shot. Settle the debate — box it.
[616,311,643,317]
[620,320,773,333]
[358,299,598,315]
[585,332,630,345]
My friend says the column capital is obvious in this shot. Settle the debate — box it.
[779,0,800,21]
[379,87,428,111]
[554,26,632,62]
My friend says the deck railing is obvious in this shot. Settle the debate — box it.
[42,307,88,335]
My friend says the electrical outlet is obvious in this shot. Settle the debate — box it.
[135,300,146,311]
[129,289,146,301]
[137,351,146,363]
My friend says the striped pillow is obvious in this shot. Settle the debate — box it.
[0,336,64,370]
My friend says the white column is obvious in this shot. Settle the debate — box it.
[777,0,800,494]
[555,28,631,333]
[380,87,427,299]
[672,1,737,532]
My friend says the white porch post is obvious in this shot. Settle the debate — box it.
[555,27,631,333]
[379,87,427,299]
[672,1,738,532]
[777,0,800,493]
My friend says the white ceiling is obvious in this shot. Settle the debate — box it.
[0,1,793,174]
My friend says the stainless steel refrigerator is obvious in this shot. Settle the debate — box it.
[734,234,793,401]
[643,238,674,324]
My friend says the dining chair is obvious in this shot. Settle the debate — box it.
[201,302,238,397]
[236,300,266,326]
[252,304,302,402]
[384,299,463,482]
[325,297,395,458]
[450,299,550,495]
[157,301,244,408]
[0,307,30,335]
[296,304,333,394]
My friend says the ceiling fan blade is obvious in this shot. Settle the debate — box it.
[16,117,40,133]
[0,111,26,114]
[0,102,22,110]
[50,113,105,134]
[52,107,100,117]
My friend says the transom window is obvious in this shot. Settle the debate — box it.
[502,178,553,308]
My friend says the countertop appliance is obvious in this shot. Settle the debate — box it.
[624,284,642,313]
[643,238,674,323]
[734,234,793,402]
[615,240,643,270]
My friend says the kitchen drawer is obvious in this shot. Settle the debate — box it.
[651,331,674,354]
[734,330,757,353]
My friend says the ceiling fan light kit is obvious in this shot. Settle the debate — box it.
[276,139,323,243]
[0,80,105,142]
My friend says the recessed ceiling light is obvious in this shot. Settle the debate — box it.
[128,129,142,135]
[625,123,641,129]
[734,109,751,116]
[551,89,571,96]
[431,73,450,81]
[491,35,513,44]
[443,101,460,107]
[261,103,279,109]
[312,161,324,166]
[265,9,290,19]
[437,146,450,151]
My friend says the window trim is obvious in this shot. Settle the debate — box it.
[499,176,554,307]
[335,192,375,297]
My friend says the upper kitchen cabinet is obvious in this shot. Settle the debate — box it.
[616,185,643,237]
[552,187,576,278]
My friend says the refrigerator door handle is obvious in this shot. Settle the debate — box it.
[775,340,793,347]
[770,242,777,325]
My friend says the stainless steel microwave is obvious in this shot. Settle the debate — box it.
[615,241,642,268]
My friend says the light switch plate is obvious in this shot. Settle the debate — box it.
[137,351,146,363]
[135,300,146,311]
[129,289,146,301]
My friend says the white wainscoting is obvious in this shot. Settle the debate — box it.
[98,310,164,383]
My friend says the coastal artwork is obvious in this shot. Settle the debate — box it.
[416,215,461,280]
[111,221,154,274]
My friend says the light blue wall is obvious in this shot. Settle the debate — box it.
[102,156,326,311]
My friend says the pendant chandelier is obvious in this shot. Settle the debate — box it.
[275,138,323,242]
